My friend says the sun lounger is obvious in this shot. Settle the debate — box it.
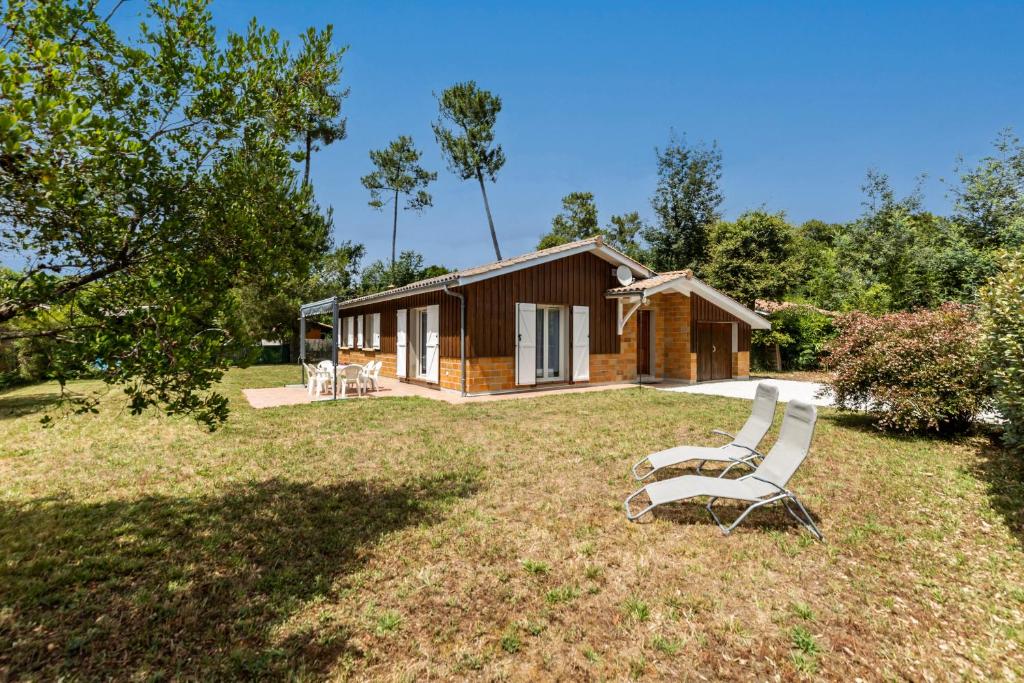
[624,399,823,540]
[631,382,779,480]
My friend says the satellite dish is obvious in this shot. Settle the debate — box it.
[616,265,634,287]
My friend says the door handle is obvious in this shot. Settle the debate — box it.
[712,345,716,353]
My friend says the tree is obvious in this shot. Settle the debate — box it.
[605,211,648,262]
[642,133,723,273]
[537,192,599,249]
[360,136,436,268]
[231,241,365,361]
[359,251,450,294]
[433,81,506,260]
[536,192,647,261]
[289,26,349,187]
[703,210,796,308]
[0,0,335,427]
[979,251,1024,452]
[952,128,1024,251]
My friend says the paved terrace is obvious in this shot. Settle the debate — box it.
[243,376,649,408]
[243,375,835,409]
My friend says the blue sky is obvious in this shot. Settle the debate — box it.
[136,1,1023,270]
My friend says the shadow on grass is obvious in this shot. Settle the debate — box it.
[970,439,1024,548]
[651,500,820,535]
[0,392,62,421]
[0,472,481,679]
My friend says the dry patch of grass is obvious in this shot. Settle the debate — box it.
[1,365,1023,680]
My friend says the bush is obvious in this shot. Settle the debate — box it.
[979,252,1024,451]
[753,304,836,371]
[823,303,987,433]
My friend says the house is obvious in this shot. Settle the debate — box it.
[333,237,769,395]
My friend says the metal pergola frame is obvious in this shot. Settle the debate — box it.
[298,296,340,400]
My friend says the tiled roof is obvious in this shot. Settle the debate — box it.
[606,270,693,295]
[339,237,609,307]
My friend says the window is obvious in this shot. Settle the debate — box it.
[341,317,353,348]
[365,313,381,350]
[534,305,565,381]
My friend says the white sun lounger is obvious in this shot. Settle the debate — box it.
[631,382,779,480]
[624,399,823,540]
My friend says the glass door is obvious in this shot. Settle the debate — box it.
[535,305,564,381]
[417,309,428,378]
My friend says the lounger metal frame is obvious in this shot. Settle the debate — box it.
[623,473,823,541]
[705,474,823,541]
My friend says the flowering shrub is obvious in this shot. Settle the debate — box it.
[979,252,1024,451]
[823,303,987,433]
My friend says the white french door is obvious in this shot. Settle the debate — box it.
[534,305,566,382]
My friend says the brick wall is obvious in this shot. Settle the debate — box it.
[338,349,396,378]
[650,293,692,381]
[440,357,462,391]
[465,356,516,393]
[596,292,694,383]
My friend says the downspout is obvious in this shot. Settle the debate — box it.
[637,294,648,391]
[443,284,467,396]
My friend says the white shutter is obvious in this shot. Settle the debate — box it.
[572,305,590,381]
[425,304,440,383]
[345,317,354,348]
[372,313,381,349]
[356,315,364,348]
[396,309,407,378]
[515,302,537,386]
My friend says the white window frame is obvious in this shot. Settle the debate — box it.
[534,304,567,383]
[369,313,381,350]
[341,317,353,349]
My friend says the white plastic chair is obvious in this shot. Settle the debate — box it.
[365,360,382,391]
[339,364,364,398]
[303,362,324,396]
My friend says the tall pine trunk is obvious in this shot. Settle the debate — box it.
[391,189,399,268]
[303,132,312,187]
[476,171,502,260]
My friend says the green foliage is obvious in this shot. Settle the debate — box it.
[703,210,796,308]
[791,174,991,313]
[753,304,836,371]
[230,241,365,357]
[605,211,648,262]
[289,26,349,186]
[0,0,336,427]
[433,81,505,259]
[979,251,1024,451]
[823,304,988,433]
[642,133,723,273]
[952,129,1024,251]
[538,192,600,249]
[536,192,648,260]
[359,251,450,294]
[360,135,436,266]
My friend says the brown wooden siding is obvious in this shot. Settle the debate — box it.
[336,251,621,361]
[340,290,460,358]
[462,252,620,358]
[690,294,752,353]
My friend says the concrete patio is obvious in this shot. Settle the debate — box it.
[658,377,835,406]
[242,376,646,409]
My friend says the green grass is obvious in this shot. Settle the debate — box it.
[1,364,1023,680]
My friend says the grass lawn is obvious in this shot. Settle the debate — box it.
[1,365,1023,680]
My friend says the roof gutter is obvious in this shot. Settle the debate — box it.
[443,284,467,396]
